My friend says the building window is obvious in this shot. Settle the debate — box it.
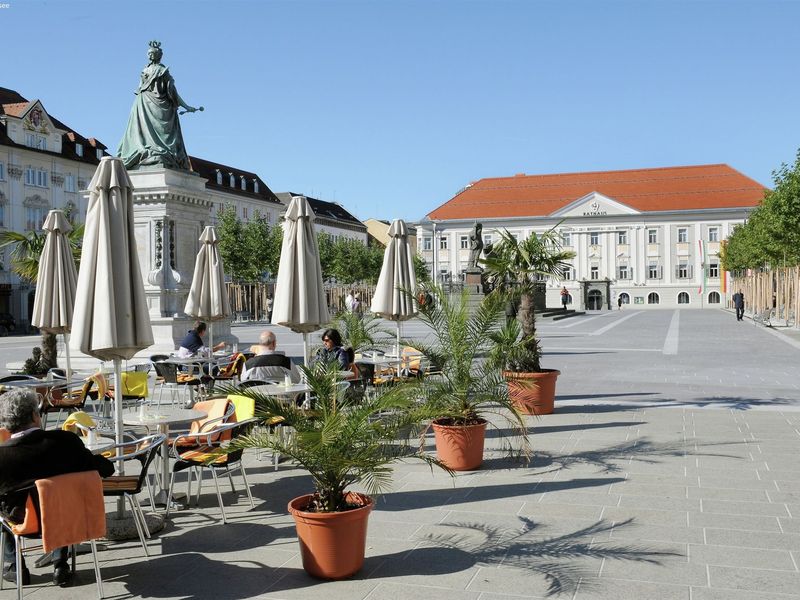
[562,265,573,280]
[647,292,660,305]
[677,227,688,243]
[75,143,83,157]
[216,171,222,185]
[708,263,719,279]
[676,262,692,279]
[242,207,248,220]
[562,232,571,246]
[229,173,235,187]
[0,203,5,227]
[26,206,46,231]
[459,236,469,250]
[439,237,448,250]
[589,232,599,246]
[423,237,432,251]
[648,229,657,244]
[708,227,719,242]
[618,292,630,305]
[677,292,690,304]
[25,168,48,188]
[64,174,76,193]
[253,180,259,194]
[25,133,47,150]
[590,266,599,280]
[240,177,247,191]
[483,234,492,246]
[617,265,630,280]
[95,149,103,160]
[0,162,4,181]
[617,231,627,245]
[648,263,662,279]
[708,291,721,304]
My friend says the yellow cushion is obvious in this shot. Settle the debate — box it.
[227,395,255,421]
[121,371,149,397]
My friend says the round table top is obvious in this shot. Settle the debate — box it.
[246,382,312,396]
[122,407,206,426]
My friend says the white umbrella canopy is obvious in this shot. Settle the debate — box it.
[184,226,231,352]
[370,219,417,373]
[271,196,329,364]
[31,210,78,380]
[71,157,153,477]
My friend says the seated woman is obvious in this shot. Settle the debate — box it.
[312,329,349,371]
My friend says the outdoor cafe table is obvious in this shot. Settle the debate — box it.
[81,434,115,455]
[122,406,207,507]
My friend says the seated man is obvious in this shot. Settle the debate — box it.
[176,321,225,358]
[0,389,114,587]
[242,330,299,383]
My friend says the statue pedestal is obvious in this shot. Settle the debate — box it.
[464,268,483,295]
[127,167,234,354]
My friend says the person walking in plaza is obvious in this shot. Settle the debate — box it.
[0,389,114,587]
[733,290,745,321]
[617,296,623,310]
[560,286,569,311]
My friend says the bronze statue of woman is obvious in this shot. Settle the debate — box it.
[117,40,203,171]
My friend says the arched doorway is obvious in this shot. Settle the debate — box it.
[618,292,630,305]
[708,291,720,304]
[588,289,603,310]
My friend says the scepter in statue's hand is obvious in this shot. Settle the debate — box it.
[179,106,204,115]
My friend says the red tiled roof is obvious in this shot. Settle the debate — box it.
[428,164,767,220]
[1,102,29,117]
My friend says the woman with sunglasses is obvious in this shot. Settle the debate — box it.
[313,328,349,370]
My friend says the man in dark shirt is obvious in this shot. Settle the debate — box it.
[176,321,225,357]
[0,389,114,586]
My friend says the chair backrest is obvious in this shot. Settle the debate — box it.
[227,394,255,422]
[217,353,246,378]
[88,372,109,400]
[35,471,105,551]
[134,363,151,374]
[149,354,170,363]
[190,398,234,436]
[153,361,179,384]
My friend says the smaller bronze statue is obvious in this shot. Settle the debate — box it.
[467,222,484,270]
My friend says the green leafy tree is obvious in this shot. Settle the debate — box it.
[216,206,247,281]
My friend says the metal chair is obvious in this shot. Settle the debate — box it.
[165,419,258,524]
[152,361,201,406]
[0,471,106,599]
[101,434,166,557]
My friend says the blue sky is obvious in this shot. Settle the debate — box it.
[3,0,799,222]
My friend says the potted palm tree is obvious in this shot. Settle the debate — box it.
[407,285,531,471]
[481,226,575,415]
[222,362,448,579]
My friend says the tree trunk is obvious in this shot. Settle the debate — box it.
[518,291,541,372]
[41,331,58,372]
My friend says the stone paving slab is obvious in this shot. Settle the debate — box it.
[5,309,800,599]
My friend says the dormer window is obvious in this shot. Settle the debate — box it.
[25,133,47,150]
[216,170,222,185]
[229,173,235,187]
[240,176,246,191]
[253,180,259,194]
[96,149,103,160]
[75,143,83,157]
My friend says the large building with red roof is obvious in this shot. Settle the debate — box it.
[420,164,766,309]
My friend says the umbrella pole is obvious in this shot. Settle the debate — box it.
[63,332,72,388]
[114,358,126,518]
[396,321,402,378]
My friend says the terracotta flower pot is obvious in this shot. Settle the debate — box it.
[431,418,487,471]
[505,369,560,415]
[288,492,373,580]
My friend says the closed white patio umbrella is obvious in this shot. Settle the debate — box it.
[71,157,153,476]
[184,226,231,354]
[370,219,417,374]
[31,210,78,384]
[271,196,329,365]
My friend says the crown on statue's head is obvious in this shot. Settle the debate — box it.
[149,40,162,50]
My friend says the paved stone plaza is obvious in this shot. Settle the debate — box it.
[5,309,800,599]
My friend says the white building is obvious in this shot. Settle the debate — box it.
[276,192,367,244]
[418,164,765,310]
[0,87,110,328]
